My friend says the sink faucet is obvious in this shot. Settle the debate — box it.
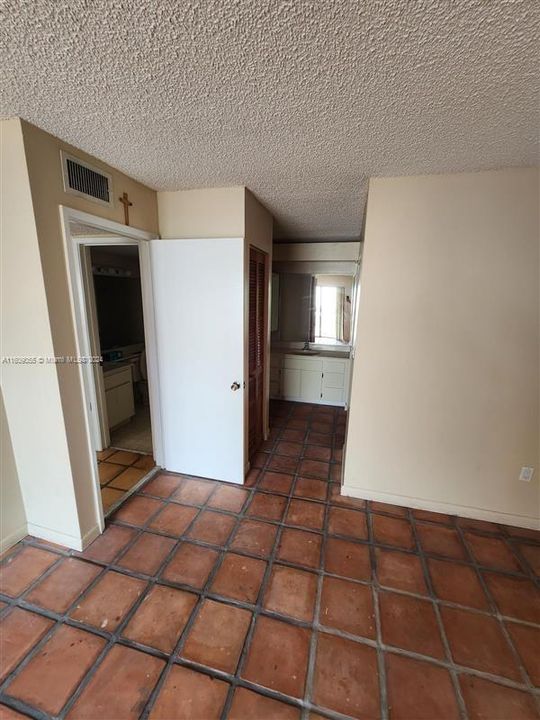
[303,340,311,350]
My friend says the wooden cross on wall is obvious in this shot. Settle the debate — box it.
[119,192,133,225]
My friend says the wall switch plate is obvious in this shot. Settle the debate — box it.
[519,467,534,482]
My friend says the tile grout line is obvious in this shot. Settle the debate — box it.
[408,509,469,720]
[140,486,257,719]
[221,400,308,719]
[57,472,229,719]
[0,474,223,718]
[142,408,307,720]
[3,507,539,674]
[18,509,540,582]
[0,554,149,718]
[301,453,331,720]
[453,520,540,711]
[4,536,540,704]
[367,509,389,720]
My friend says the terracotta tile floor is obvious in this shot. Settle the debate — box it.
[1,400,539,719]
[97,448,156,513]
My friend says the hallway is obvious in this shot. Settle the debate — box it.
[0,401,538,719]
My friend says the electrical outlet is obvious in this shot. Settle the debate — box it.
[519,467,534,482]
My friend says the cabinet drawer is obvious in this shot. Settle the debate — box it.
[323,371,345,389]
[103,365,132,390]
[322,358,347,373]
[283,355,323,372]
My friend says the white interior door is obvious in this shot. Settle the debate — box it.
[151,238,245,484]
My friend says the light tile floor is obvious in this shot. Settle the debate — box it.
[0,401,538,719]
[97,448,155,513]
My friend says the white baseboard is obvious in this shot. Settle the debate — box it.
[341,485,540,531]
[81,524,101,549]
[26,522,101,552]
[0,524,28,554]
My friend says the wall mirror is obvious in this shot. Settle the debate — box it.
[271,271,354,347]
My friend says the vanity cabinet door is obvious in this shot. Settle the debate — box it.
[282,367,301,399]
[300,370,323,402]
[320,358,350,406]
[106,382,134,429]
[321,386,344,404]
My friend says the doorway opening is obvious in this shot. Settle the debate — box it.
[62,207,162,525]
[86,245,155,511]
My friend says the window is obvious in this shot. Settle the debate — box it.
[313,275,351,345]
[315,285,339,341]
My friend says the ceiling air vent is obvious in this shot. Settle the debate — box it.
[60,151,113,207]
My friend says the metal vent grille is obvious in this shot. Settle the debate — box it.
[60,152,113,206]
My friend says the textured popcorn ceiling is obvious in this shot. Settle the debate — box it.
[1,1,538,239]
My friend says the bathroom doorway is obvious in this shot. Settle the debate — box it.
[85,244,155,511]
[88,245,151,454]
[62,208,162,522]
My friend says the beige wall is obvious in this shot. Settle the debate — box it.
[273,242,361,262]
[4,118,158,548]
[344,168,539,528]
[0,390,27,551]
[158,186,245,238]
[1,118,81,546]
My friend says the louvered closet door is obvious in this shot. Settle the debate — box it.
[248,247,268,459]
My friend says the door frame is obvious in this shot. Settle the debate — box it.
[80,245,110,449]
[60,206,163,527]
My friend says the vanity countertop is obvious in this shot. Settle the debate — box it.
[315,350,350,359]
[102,360,132,373]
[273,348,350,360]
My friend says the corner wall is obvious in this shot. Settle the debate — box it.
[0,390,27,551]
[344,167,540,528]
[0,118,159,550]
[0,118,81,546]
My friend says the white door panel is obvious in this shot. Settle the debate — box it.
[151,238,245,484]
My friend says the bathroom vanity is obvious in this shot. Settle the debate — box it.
[270,351,351,406]
[269,253,359,408]
[103,363,135,429]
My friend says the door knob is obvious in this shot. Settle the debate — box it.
[231,381,241,391]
